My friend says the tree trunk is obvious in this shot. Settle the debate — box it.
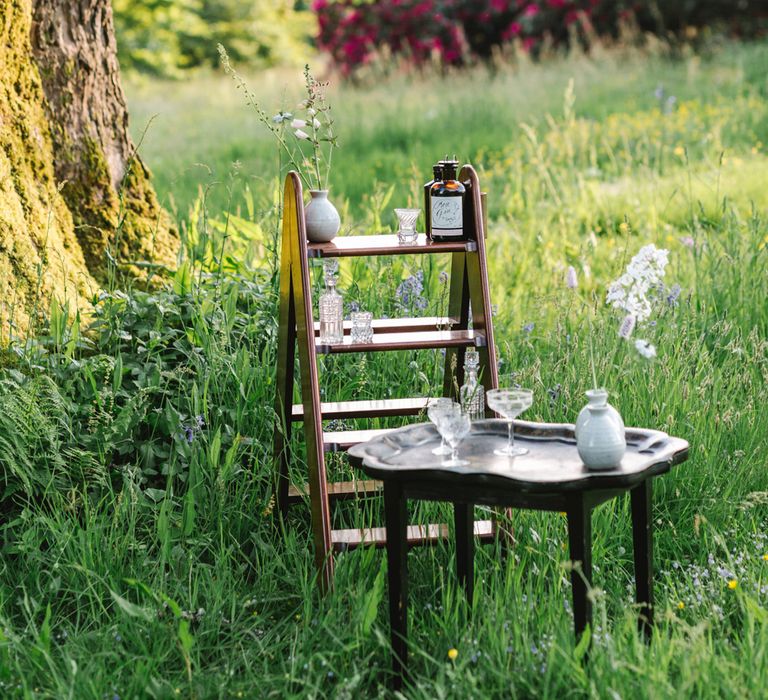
[0,0,178,338]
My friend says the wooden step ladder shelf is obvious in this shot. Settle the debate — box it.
[273,165,499,589]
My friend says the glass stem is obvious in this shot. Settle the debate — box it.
[507,421,514,451]
[441,436,447,451]
[451,445,458,463]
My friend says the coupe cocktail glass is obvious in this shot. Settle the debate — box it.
[486,388,533,457]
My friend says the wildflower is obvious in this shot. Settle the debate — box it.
[566,265,578,289]
[396,271,428,311]
[606,244,669,322]
[447,648,458,660]
[679,235,694,248]
[654,84,664,100]
[618,314,636,339]
[666,284,682,307]
[762,554,768,561]
[664,95,677,113]
[294,128,310,140]
[312,118,322,129]
[439,271,449,284]
[290,118,307,129]
[618,222,630,234]
[271,113,285,124]
[634,339,656,359]
[674,146,686,158]
[523,322,534,334]
[728,579,738,590]
[184,426,194,444]
[677,601,685,610]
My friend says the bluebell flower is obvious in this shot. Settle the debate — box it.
[184,427,194,444]
[666,284,682,307]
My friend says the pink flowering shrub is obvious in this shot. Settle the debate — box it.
[314,0,768,75]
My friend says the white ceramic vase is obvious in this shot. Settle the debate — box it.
[305,190,340,243]
[575,389,624,438]
[576,390,626,471]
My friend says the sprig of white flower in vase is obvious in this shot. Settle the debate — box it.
[577,243,675,470]
[218,47,341,242]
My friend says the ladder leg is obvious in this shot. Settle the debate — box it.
[442,252,469,399]
[274,274,296,519]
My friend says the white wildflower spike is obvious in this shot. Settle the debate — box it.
[294,129,310,140]
[290,118,307,129]
[618,314,636,339]
[606,244,669,322]
[634,339,657,359]
[566,266,578,289]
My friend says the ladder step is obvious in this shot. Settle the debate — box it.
[288,479,382,503]
[313,316,460,335]
[307,234,477,258]
[331,519,495,551]
[323,428,395,451]
[291,397,433,421]
[317,329,485,354]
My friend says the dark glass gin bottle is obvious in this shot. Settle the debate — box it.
[424,163,443,239]
[429,160,465,241]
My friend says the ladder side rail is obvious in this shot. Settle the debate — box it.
[460,164,499,402]
[273,230,297,518]
[286,171,335,589]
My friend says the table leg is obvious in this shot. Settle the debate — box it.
[454,502,474,606]
[384,481,408,689]
[631,479,654,641]
[567,494,593,644]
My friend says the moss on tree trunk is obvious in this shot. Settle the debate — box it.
[0,0,178,339]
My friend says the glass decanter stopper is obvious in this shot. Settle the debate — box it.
[318,259,343,344]
[460,349,485,421]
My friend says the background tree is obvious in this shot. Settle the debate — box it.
[0,0,178,338]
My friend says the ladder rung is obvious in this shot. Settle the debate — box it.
[331,519,496,551]
[307,234,477,258]
[313,316,460,335]
[287,479,382,503]
[317,329,485,354]
[291,397,432,421]
[323,428,394,451]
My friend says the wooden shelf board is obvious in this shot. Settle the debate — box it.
[313,316,460,335]
[287,479,382,503]
[291,397,433,421]
[316,329,485,354]
[307,234,477,258]
[323,428,395,451]
[331,519,495,551]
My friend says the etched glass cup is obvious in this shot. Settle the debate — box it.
[427,397,455,456]
[486,388,533,457]
[394,208,421,245]
[350,311,373,343]
[435,405,472,467]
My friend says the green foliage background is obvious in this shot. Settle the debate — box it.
[112,0,314,76]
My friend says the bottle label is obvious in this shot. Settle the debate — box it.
[430,195,463,237]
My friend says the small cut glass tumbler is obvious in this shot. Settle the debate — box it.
[394,208,420,245]
[350,311,373,343]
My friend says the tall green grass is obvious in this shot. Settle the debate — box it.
[0,41,766,697]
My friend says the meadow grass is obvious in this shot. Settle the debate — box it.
[0,41,767,698]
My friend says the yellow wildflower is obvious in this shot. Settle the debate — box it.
[728,579,738,590]
[762,554,768,561]
[619,222,629,234]
[677,601,685,610]
[673,146,685,157]
[448,648,458,660]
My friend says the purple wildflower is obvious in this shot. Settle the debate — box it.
[566,266,578,289]
[523,322,534,334]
